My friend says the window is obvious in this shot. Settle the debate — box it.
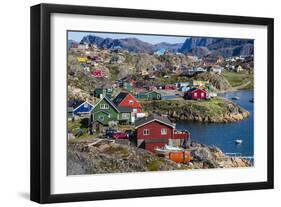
[84,103,88,108]
[201,92,205,98]
[98,115,104,121]
[194,92,197,97]
[100,103,109,109]
[129,100,134,105]
[121,113,130,119]
[161,128,167,135]
[143,129,150,135]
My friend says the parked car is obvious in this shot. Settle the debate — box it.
[112,132,128,139]
[125,130,136,139]
[105,128,117,138]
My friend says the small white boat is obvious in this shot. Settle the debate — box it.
[235,139,243,144]
[155,144,183,155]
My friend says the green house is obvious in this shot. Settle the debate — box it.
[91,96,134,125]
[136,91,161,101]
[93,88,113,99]
[91,96,120,125]
[117,106,134,124]
[147,91,161,100]
[135,91,148,99]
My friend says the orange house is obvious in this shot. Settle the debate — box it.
[113,92,142,113]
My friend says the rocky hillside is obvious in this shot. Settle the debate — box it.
[141,97,250,123]
[190,72,233,92]
[67,139,251,175]
[67,139,181,175]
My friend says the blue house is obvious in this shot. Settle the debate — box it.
[154,48,166,56]
[73,101,94,115]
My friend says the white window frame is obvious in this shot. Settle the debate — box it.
[129,100,134,105]
[201,92,204,98]
[161,128,167,135]
[194,92,197,97]
[122,113,130,119]
[143,129,150,135]
[100,103,109,109]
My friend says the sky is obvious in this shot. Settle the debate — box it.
[68,31,187,44]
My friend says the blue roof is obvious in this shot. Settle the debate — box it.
[73,102,94,114]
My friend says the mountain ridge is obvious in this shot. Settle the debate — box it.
[75,34,254,57]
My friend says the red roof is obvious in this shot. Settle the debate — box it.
[91,70,103,77]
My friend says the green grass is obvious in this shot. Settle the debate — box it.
[223,71,253,89]
[147,160,161,171]
[68,119,92,139]
[141,97,229,117]
[105,146,129,158]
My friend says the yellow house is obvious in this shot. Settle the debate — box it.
[192,80,209,87]
[77,57,88,63]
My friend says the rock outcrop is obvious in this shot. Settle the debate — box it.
[67,139,181,175]
[188,142,251,169]
[67,139,252,175]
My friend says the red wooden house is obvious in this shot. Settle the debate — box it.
[91,70,103,78]
[113,92,142,113]
[164,84,177,90]
[183,88,207,100]
[135,114,189,152]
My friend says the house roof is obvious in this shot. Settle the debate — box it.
[147,90,160,95]
[187,88,207,93]
[73,101,94,114]
[135,114,175,129]
[117,106,133,113]
[137,90,160,96]
[92,96,120,112]
[113,92,129,105]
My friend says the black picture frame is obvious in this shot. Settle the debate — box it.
[30,3,274,204]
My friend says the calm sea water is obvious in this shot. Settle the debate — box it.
[176,90,254,156]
